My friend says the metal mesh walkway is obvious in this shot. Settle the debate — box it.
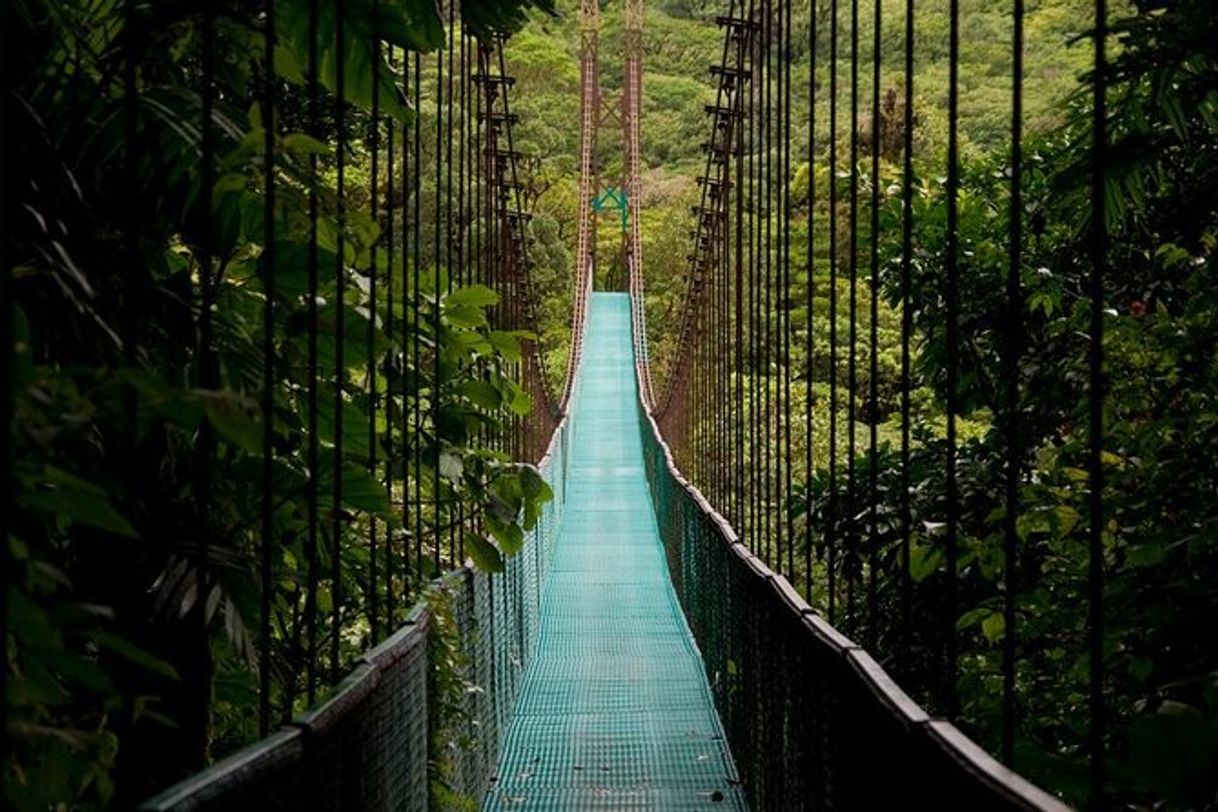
[484,293,745,811]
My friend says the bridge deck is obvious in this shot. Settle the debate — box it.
[485,293,745,810]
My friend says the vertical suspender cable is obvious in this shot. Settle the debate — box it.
[401,50,414,602]
[474,52,482,285]
[304,0,321,706]
[846,0,859,630]
[1088,0,1108,802]
[385,47,397,626]
[744,5,756,560]
[368,5,382,644]
[121,0,143,714]
[433,28,444,574]
[867,0,881,648]
[747,0,757,555]
[772,0,782,572]
[458,34,468,291]
[331,0,348,684]
[762,0,773,566]
[0,107,9,812]
[716,111,725,518]
[445,3,456,564]
[773,0,784,574]
[783,0,794,581]
[197,5,218,743]
[827,0,839,623]
[945,0,962,718]
[413,51,424,582]
[1002,0,1025,767]
[714,87,722,513]
[805,0,817,602]
[457,32,468,560]
[259,0,276,736]
[0,0,11,773]
[899,0,915,674]
[734,25,746,548]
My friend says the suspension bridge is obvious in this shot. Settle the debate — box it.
[2,0,1128,808]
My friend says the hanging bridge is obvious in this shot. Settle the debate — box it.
[7,0,1115,809]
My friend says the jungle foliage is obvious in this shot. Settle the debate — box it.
[508,0,1218,807]
[3,0,552,807]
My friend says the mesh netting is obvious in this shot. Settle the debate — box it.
[639,317,1067,811]
[141,364,570,812]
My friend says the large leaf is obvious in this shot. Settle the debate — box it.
[465,533,504,573]
[15,469,137,539]
[276,0,444,121]
[445,284,499,310]
[198,389,263,455]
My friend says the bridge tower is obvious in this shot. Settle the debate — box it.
[574,0,600,301]
[622,0,654,405]
[563,0,600,407]
[574,0,645,294]
[572,0,652,404]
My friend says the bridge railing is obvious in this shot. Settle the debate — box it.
[141,390,575,812]
[633,326,1067,811]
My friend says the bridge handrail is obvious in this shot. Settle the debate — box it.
[139,252,590,812]
[630,300,1070,811]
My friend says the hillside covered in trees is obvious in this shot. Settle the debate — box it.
[510,0,1099,390]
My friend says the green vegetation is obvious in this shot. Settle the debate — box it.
[6,0,1217,808]
[509,0,1102,390]
[510,0,1218,807]
[3,0,551,808]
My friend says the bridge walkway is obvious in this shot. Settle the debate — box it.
[484,292,746,811]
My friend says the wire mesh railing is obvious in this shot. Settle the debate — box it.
[637,314,1067,811]
[140,354,575,810]
[3,0,576,805]
[650,0,1130,806]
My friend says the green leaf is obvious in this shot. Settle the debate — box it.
[15,469,138,539]
[489,330,522,362]
[908,541,943,583]
[7,586,60,648]
[506,382,532,416]
[489,517,525,556]
[273,43,305,83]
[459,380,502,411]
[198,390,262,455]
[445,284,499,309]
[465,533,504,573]
[11,305,32,388]
[282,132,329,157]
[37,647,115,695]
[90,632,179,681]
[1128,657,1154,683]
[315,386,375,458]
[520,467,553,503]
[318,452,392,514]
[1052,505,1080,538]
[444,305,489,330]
[340,464,392,514]
[981,612,1005,643]
[1126,543,1166,568]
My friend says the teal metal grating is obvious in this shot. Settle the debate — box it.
[483,293,746,811]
